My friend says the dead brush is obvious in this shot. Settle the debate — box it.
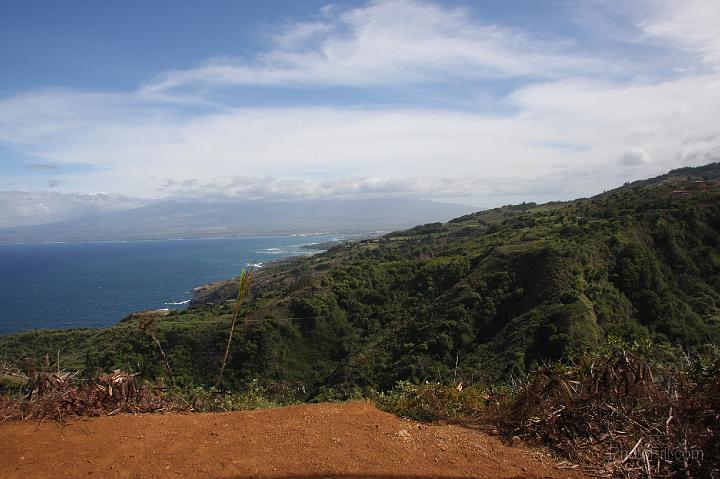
[499,350,719,478]
[0,357,177,423]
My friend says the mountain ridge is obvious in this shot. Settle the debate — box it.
[0,198,479,243]
[2,162,719,398]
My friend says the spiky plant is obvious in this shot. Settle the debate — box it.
[215,268,252,388]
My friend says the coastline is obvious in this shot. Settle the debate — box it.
[0,234,342,335]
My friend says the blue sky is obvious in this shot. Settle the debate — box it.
[1,2,334,94]
[1,1,576,95]
[1,0,719,223]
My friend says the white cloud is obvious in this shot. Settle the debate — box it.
[4,53,720,199]
[4,75,719,204]
[510,74,720,171]
[159,175,553,201]
[1,0,720,212]
[676,133,720,165]
[141,0,607,93]
[0,100,572,197]
[619,147,652,166]
[0,191,147,228]
[641,0,720,71]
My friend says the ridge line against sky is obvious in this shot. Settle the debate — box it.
[1,0,720,223]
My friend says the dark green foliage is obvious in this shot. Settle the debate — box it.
[2,163,720,398]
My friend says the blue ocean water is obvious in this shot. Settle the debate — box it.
[0,235,334,335]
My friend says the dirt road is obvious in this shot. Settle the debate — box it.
[0,401,580,479]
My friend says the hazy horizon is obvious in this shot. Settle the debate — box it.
[2,0,719,226]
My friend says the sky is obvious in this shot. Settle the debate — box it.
[1,0,720,222]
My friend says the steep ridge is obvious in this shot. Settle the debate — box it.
[2,163,719,396]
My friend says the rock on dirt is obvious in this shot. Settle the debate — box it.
[0,401,583,479]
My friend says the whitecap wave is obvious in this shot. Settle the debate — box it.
[165,299,191,305]
[257,248,286,254]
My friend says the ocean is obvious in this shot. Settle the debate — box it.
[0,235,335,335]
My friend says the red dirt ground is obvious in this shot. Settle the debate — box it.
[0,401,582,479]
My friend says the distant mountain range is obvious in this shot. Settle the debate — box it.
[0,198,479,243]
[0,191,148,228]
[5,162,719,397]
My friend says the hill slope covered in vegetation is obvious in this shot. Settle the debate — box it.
[3,163,720,397]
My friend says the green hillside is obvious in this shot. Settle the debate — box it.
[3,163,720,397]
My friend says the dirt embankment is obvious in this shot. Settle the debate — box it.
[0,401,581,479]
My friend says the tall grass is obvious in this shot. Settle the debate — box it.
[215,269,252,388]
[138,316,176,387]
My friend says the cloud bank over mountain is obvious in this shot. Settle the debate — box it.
[0,191,148,228]
[2,0,720,219]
